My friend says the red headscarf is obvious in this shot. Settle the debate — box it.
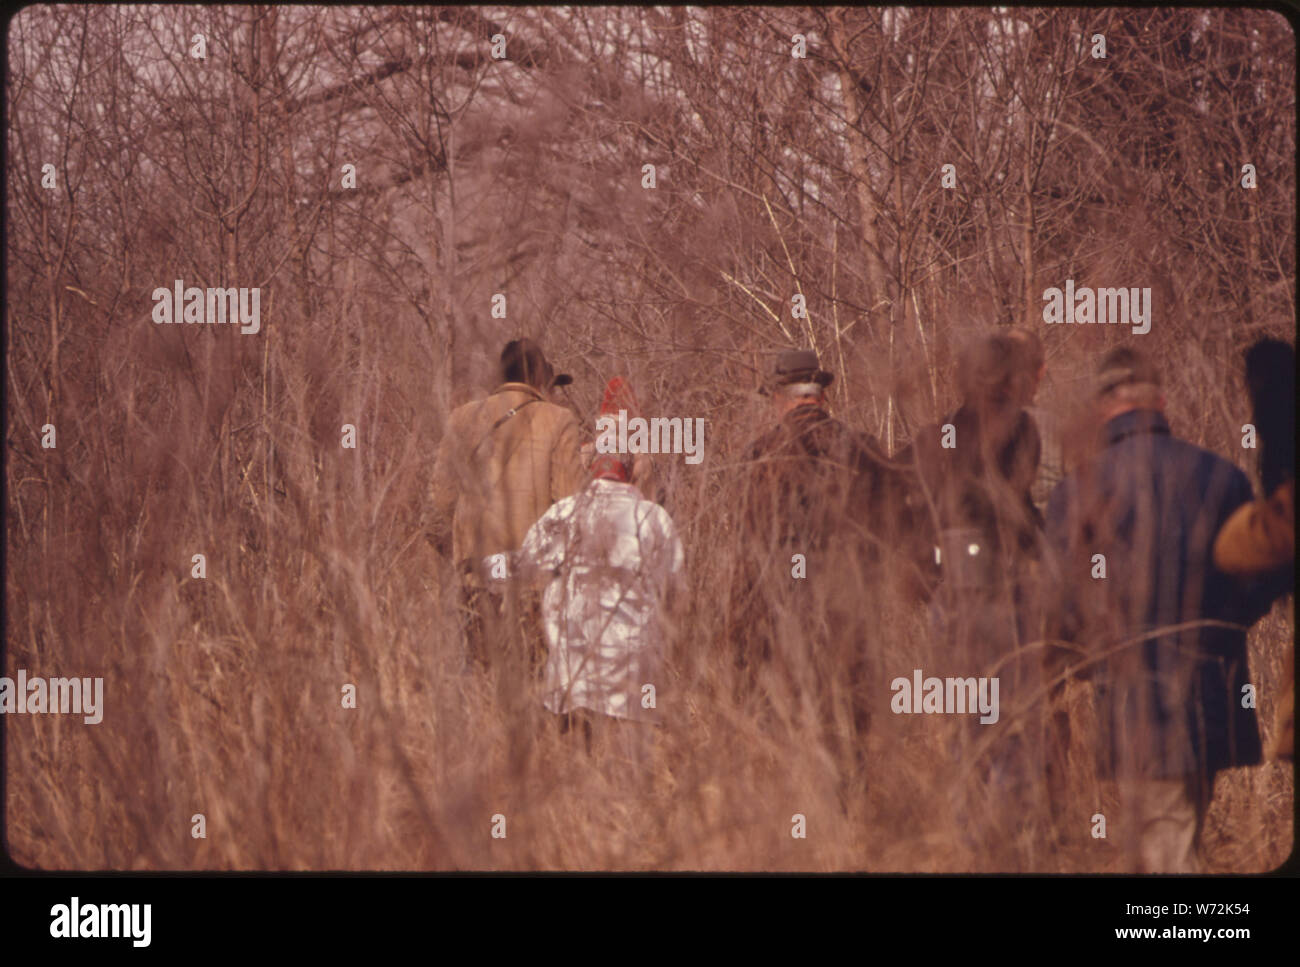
[594,377,640,482]
[600,377,642,419]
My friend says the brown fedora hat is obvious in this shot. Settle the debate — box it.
[769,348,834,389]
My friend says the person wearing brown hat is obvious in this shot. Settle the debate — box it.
[429,338,585,670]
[732,349,912,773]
[741,350,881,557]
[746,347,933,569]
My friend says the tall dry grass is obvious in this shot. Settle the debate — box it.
[4,306,1291,872]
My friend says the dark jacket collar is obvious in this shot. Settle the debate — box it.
[1104,408,1170,447]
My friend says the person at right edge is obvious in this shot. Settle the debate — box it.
[1213,338,1295,763]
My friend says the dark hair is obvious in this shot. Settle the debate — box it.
[958,331,1038,409]
[500,338,553,389]
[1244,338,1295,492]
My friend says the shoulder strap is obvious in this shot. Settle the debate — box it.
[471,396,541,457]
[489,397,540,434]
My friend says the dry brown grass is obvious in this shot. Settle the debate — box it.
[5,321,1291,871]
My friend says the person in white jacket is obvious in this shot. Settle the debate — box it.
[490,449,684,777]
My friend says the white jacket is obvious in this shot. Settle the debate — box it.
[513,479,683,720]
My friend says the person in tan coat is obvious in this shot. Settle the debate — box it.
[430,339,586,668]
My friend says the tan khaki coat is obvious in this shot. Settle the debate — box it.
[430,382,585,581]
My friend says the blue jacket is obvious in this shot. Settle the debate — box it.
[1046,410,1269,781]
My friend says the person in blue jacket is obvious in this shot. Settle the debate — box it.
[1045,345,1272,872]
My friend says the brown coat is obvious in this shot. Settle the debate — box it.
[430,382,585,580]
[902,403,1043,596]
[740,404,886,555]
